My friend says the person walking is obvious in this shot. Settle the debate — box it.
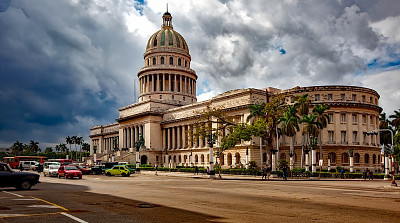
[262,166,267,180]
[155,164,158,176]
[363,169,367,180]
[282,165,287,180]
[194,166,199,175]
[340,168,344,179]
[267,165,271,180]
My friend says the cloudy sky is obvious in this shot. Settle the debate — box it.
[1,0,399,149]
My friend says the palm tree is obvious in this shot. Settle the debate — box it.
[29,140,40,154]
[279,104,300,175]
[380,112,392,146]
[11,141,25,155]
[59,143,67,154]
[247,102,267,168]
[295,93,310,168]
[76,136,83,161]
[71,136,78,160]
[313,104,330,162]
[389,109,400,133]
[300,113,321,174]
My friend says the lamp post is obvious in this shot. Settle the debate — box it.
[112,136,118,162]
[93,146,97,165]
[367,129,393,180]
[207,133,216,178]
[246,147,249,169]
[135,133,145,173]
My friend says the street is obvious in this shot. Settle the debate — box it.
[1,171,400,223]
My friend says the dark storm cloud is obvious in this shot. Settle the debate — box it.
[0,0,147,147]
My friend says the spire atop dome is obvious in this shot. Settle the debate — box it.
[162,4,172,28]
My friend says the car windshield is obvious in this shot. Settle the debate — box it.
[65,166,78,170]
[49,165,59,169]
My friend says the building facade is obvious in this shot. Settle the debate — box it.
[89,11,383,172]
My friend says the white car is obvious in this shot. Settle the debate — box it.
[43,164,60,177]
[20,161,39,170]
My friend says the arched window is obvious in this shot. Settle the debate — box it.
[354,153,360,163]
[184,155,187,163]
[220,154,225,165]
[169,57,173,65]
[178,155,181,163]
[153,57,156,65]
[341,153,349,163]
[227,153,232,166]
[378,155,381,164]
[235,152,240,164]
[364,154,369,164]
[201,154,204,163]
[153,38,157,47]
[173,155,176,163]
[161,57,164,64]
[178,58,181,66]
[373,154,376,164]
[195,154,198,163]
[328,152,336,163]
[185,60,187,67]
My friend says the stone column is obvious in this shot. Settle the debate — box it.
[350,156,354,173]
[385,155,389,177]
[174,74,177,93]
[305,152,310,172]
[246,148,249,169]
[135,125,139,142]
[122,128,126,148]
[182,125,186,149]
[328,158,331,172]
[180,75,183,93]
[131,127,134,148]
[167,128,171,150]
[172,127,176,150]
[156,74,159,92]
[271,151,277,172]
[177,126,181,149]
[312,147,316,174]
[162,128,166,151]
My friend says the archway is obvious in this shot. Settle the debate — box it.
[235,152,240,165]
[227,153,232,166]
[140,155,148,165]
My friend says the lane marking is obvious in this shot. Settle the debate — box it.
[13,198,37,201]
[61,212,89,223]
[30,196,69,211]
[2,191,24,197]
[0,212,64,218]
[27,205,60,208]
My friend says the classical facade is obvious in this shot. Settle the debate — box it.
[89,11,383,172]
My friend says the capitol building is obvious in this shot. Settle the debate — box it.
[89,11,383,172]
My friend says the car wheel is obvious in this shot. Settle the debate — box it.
[106,172,111,176]
[121,172,126,177]
[20,181,32,190]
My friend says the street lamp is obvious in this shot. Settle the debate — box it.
[367,129,394,179]
[349,148,354,173]
[112,136,118,162]
[135,133,145,173]
[207,133,216,178]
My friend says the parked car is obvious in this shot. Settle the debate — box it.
[91,165,104,175]
[122,164,135,174]
[105,165,130,177]
[76,166,92,175]
[43,164,60,177]
[20,161,39,171]
[58,165,82,179]
[0,162,40,190]
[44,162,61,169]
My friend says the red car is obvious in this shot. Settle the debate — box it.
[58,165,82,179]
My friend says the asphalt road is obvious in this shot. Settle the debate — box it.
[1,171,400,223]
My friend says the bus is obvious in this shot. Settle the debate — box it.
[3,156,48,169]
[47,159,73,165]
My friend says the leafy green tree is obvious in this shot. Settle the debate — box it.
[28,140,40,154]
[389,109,400,134]
[44,147,53,153]
[82,143,90,152]
[279,104,299,174]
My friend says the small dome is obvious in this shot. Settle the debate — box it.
[145,12,189,54]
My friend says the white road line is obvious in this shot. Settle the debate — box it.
[27,205,60,208]
[13,198,37,201]
[2,191,24,197]
[60,213,88,223]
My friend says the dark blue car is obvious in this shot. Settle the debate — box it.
[0,162,40,190]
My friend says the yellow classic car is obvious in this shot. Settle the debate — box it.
[104,165,130,177]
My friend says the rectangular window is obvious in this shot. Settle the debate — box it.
[363,132,367,144]
[315,94,320,101]
[375,98,378,105]
[362,114,366,124]
[370,116,373,125]
[341,131,347,143]
[370,97,373,103]
[353,131,358,144]
[341,113,346,123]
[352,114,357,123]
[328,94,333,101]
[362,95,366,102]
[341,94,345,101]
[328,131,334,143]
[328,113,334,124]
[352,94,357,101]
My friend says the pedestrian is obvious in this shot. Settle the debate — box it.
[370,170,374,180]
[207,166,210,175]
[267,166,271,180]
[262,166,267,180]
[282,165,287,180]
[363,169,367,180]
[340,168,344,179]
[19,163,23,172]
[367,168,371,180]
[155,164,158,176]
[194,166,199,175]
